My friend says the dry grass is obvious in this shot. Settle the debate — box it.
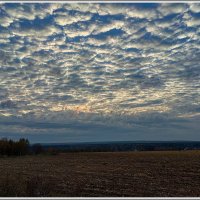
[0,150,200,197]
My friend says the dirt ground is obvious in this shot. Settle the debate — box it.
[0,150,200,197]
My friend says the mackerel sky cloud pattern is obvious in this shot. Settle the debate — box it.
[0,3,200,143]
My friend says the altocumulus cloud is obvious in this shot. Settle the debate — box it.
[0,3,200,143]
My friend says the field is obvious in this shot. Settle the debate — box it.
[0,150,200,197]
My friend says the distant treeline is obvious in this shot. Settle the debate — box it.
[0,138,58,156]
[0,138,30,156]
[1,138,200,156]
[43,141,200,153]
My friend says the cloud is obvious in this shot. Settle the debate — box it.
[189,3,200,13]
[0,3,200,142]
[157,3,188,17]
[0,16,14,27]
[185,17,200,27]
[1,3,61,22]
[0,100,17,109]
[54,12,92,26]
[12,22,61,37]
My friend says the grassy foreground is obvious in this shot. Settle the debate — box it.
[0,150,200,197]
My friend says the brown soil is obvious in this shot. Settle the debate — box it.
[0,150,200,197]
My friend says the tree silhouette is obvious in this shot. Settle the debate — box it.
[0,138,30,156]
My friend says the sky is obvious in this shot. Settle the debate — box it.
[0,3,200,143]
